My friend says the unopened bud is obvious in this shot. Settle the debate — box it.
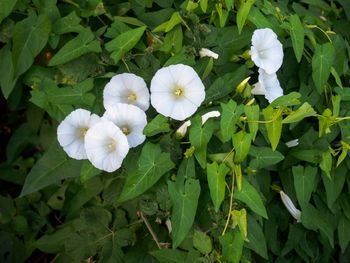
[285,139,299,148]
[199,48,219,59]
[236,76,251,93]
[176,120,191,138]
[280,191,301,222]
[202,111,220,125]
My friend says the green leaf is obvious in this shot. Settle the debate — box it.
[269,92,301,107]
[220,100,244,142]
[244,215,268,259]
[312,43,335,94]
[159,24,183,54]
[237,0,255,34]
[219,231,244,263]
[193,230,212,254]
[289,14,304,63]
[52,11,84,34]
[263,106,282,151]
[232,131,253,163]
[231,208,247,240]
[233,178,268,219]
[20,141,82,196]
[338,215,350,253]
[115,16,146,27]
[301,204,334,247]
[151,249,187,263]
[105,26,146,64]
[282,102,315,123]
[0,45,15,98]
[204,66,249,104]
[320,151,332,179]
[99,236,124,263]
[176,157,195,188]
[330,67,343,89]
[143,114,170,136]
[168,179,200,248]
[249,146,284,169]
[200,0,208,12]
[292,165,317,210]
[36,224,75,253]
[189,116,216,168]
[118,143,175,202]
[49,28,101,66]
[12,11,51,78]
[207,162,230,212]
[153,11,182,32]
[0,0,18,23]
[244,104,259,140]
[80,160,101,183]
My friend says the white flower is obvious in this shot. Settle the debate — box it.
[176,120,191,138]
[84,121,129,172]
[251,28,284,74]
[280,191,301,223]
[199,48,219,59]
[57,109,100,160]
[150,64,205,121]
[103,103,147,148]
[258,68,283,103]
[103,73,150,111]
[201,110,220,124]
[285,139,299,148]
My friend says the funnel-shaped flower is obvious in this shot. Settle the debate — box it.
[150,64,205,121]
[280,191,301,222]
[103,73,150,111]
[57,109,100,160]
[103,103,147,148]
[84,121,129,172]
[251,28,284,74]
[258,68,283,103]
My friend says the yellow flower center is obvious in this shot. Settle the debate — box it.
[122,127,130,135]
[127,93,137,102]
[106,139,117,152]
[77,127,89,139]
[173,86,184,98]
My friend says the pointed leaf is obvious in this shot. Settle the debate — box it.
[151,249,187,263]
[282,102,315,124]
[289,14,304,62]
[312,43,335,94]
[49,28,101,66]
[232,131,253,163]
[244,215,268,259]
[193,230,212,254]
[220,100,244,142]
[118,143,175,202]
[143,114,170,136]
[249,146,284,169]
[105,26,146,64]
[219,231,244,263]
[237,0,255,34]
[263,106,282,151]
[244,104,259,140]
[233,178,268,219]
[168,179,200,248]
[292,165,317,210]
[207,162,230,212]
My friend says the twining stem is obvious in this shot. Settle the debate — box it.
[222,170,235,236]
[121,58,131,73]
[306,25,334,43]
[140,212,162,249]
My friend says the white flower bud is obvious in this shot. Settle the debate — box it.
[201,110,220,124]
[199,48,219,59]
[285,139,299,148]
[280,191,301,222]
[176,120,191,138]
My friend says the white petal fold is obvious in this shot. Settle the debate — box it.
[258,68,283,103]
[103,73,150,111]
[57,109,100,160]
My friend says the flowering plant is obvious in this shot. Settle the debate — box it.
[1,0,350,262]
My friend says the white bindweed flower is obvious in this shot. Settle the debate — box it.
[103,73,150,111]
[258,68,283,103]
[84,121,129,173]
[103,103,147,148]
[251,28,284,74]
[199,48,219,59]
[57,109,100,160]
[176,120,191,138]
[201,110,220,124]
[280,191,301,223]
[150,64,205,121]
[285,139,299,148]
